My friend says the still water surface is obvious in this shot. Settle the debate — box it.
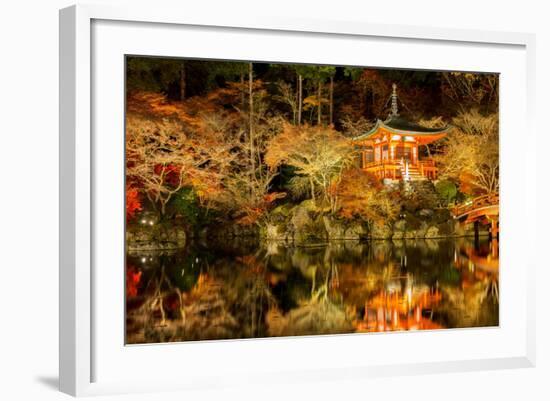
[126,238,499,344]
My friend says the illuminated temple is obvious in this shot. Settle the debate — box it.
[353,84,449,181]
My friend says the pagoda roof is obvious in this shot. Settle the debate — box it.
[353,115,450,141]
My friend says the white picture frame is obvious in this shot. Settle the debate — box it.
[59,4,536,397]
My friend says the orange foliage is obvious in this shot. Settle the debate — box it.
[205,81,263,105]
[234,191,286,226]
[126,90,240,132]
[126,86,279,224]
[336,169,378,219]
[126,110,234,214]
[265,123,353,209]
[336,169,399,224]
[126,185,142,222]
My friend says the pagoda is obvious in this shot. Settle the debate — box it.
[353,84,449,181]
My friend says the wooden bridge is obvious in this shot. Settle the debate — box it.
[452,193,499,238]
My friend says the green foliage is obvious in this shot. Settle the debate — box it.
[293,65,336,82]
[209,61,248,78]
[127,57,181,92]
[165,188,216,229]
[343,66,363,81]
[126,57,248,98]
[205,61,248,90]
[270,204,294,218]
[435,180,458,205]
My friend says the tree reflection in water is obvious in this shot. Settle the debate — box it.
[126,238,498,344]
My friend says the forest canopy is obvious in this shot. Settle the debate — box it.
[125,56,499,230]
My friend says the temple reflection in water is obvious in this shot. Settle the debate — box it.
[126,238,499,344]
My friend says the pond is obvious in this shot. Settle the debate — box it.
[126,237,499,344]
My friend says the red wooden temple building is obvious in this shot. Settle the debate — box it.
[353,84,449,181]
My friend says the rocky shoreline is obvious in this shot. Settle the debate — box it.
[126,200,488,251]
[260,200,485,243]
[126,223,186,252]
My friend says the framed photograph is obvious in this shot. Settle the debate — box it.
[59,4,536,396]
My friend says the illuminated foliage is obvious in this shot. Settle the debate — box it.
[126,185,142,222]
[436,110,499,195]
[125,97,234,216]
[124,59,499,230]
[266,123,353,208]
[335,169,400,224]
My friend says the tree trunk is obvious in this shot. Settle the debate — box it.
[297,74,303,125]
[329,75,334,126]
[248,62,255,182]
[180,62,186,101]
[317,79,322,125]
[309,177,316,203]
[240,72,245,109]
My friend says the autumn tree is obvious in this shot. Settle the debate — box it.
[265,124,354,209]
[274,81,299,124]
[207,61,249,108]
[441,72,499,113]
[318,66,336,125]
[182,82,286,226]
[339,115,374,138]
[293,65,319,125]
[300,66,336,126]
[220,88,286,225]
[126,113,233,216]
[126,184,143,222]
[124,57,501,229]
[248,62,255,181]
[435,110,499,195]
[126,75,285,226]
[335,169,400,225]
[416,116,448,158]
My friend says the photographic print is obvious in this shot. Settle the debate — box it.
[125,57,499,344]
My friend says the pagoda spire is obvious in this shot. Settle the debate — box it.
[391,83,399,116]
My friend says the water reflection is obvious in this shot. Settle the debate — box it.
[126,238,499,344]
